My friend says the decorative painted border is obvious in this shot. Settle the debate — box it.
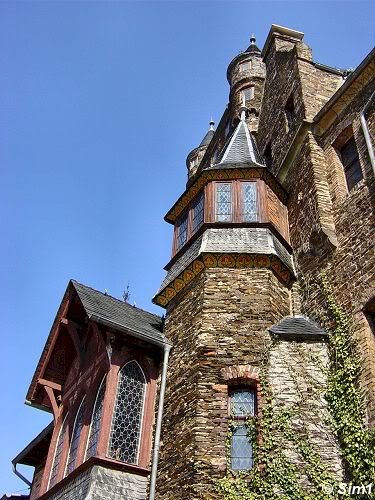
[153,252,293,308]
[165,167,287,223]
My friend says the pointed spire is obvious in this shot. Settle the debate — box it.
[250,33,256,45]
[198,119,215,147]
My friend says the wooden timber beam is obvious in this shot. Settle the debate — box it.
[60,318,83,365]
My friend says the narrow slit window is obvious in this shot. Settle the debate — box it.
[108,361,146,464]
[340,137,363,191]
[191,192,204,235]
[49,413,69,489]
[85,377,106,460]
[241,182,257,222]
[65,397,86,476]
[216,183,232,222]
[230,389,255,471]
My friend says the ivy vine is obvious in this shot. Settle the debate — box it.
[212,273,375,499]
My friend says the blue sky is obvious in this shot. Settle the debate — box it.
[1,0,374,494]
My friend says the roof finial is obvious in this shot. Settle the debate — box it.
[250,33,256,45]
[209,117,215,131]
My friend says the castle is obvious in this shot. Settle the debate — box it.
[8,24,375,500]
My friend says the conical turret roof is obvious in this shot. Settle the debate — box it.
[212,111,263,167]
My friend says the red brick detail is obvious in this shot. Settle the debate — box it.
[220,364,260,383]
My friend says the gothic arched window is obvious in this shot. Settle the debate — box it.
[85,377,106,460]
[65,397,86,476]
[108,361,146,464]
[49,413,68,489]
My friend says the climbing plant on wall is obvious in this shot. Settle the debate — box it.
[212,273,375,499]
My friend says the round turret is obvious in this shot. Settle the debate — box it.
[226,35,266,133]
[186,120,215,178]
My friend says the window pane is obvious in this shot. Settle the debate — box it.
[192,192,204,234]
[85,377,106,460]
[108,361,146,464]
[176,214,188,251]
[231,425,253,470]
[340,138,363,191]
[49,414,68,489]
[241,87,254,103]
[241,182,257,222]
[231,390,255,417]
[65,398,86,476]
[240,61,251,72]
[216,183,232,222]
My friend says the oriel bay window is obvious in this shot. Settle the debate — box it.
[229,388,256,471]
[172,181,263,255]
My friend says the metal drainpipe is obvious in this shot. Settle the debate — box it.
[12,462,32,488]
[149,343,171,500]
[360,90,375,178]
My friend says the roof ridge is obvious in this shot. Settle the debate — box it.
[70,279,162,320]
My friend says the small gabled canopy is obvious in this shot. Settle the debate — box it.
[269,316,328,340]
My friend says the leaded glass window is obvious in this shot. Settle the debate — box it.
[191,192,204,234]
[241,182,257,222]
[175,213,188,252]
[108,361,146,464]
[216,183,232,222]
[65,397,86,476]
[85,377,106,460]
[49,413,68,489]
[230,389,255,471]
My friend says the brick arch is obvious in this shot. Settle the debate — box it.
[220,364,260,383]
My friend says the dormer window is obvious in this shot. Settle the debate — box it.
[241,86,254,103]
[239,61,251,72]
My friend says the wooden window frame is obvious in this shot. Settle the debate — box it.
[213,180,260,224]
[239,60,252,73]
[240,85,254,104]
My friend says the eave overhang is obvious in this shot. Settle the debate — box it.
[12,422,53,468]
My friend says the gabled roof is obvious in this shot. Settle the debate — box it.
[71,280,166,345]
[212,116,263,167]
[269,316,328,340]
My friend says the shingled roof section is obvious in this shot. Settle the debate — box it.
[71,280,167,345]
[213,118,263,166]
[269,316,328,340]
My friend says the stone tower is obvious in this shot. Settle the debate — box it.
[152,31,343,499]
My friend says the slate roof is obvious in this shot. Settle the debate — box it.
[207,117,263,169]
[71,280,167,345]
[199,128,215,148]
[157,228,294,292]
[269,316,328,340]
[13,422,53,467]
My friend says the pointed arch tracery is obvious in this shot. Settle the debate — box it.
[108,360,146,464]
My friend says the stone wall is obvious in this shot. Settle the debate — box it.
[283,72,375,425]
[269,339,343,482]
[46,466,147,500]
[158,267,291,498]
